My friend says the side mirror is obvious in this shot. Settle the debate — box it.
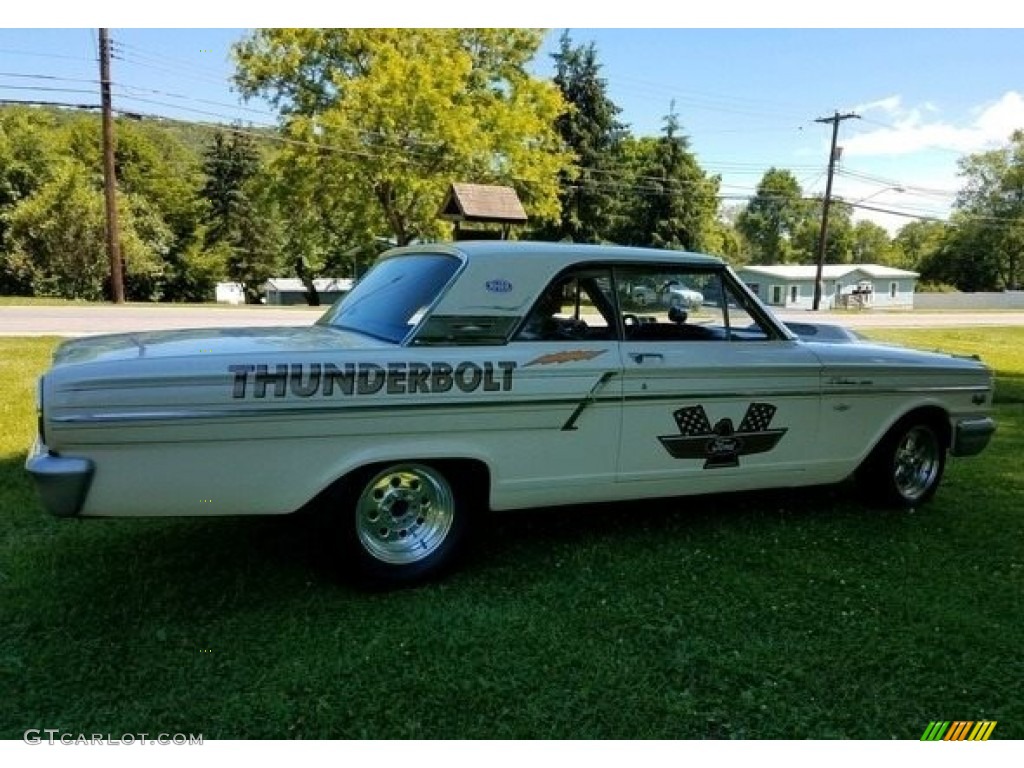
[668,306,688,325]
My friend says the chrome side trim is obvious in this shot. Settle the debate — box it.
[49,397,595,425]
[822,385,991,395]
[48,383,991,427]
[562,371,618,431]
[25,440,94,517]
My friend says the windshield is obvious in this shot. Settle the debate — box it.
[317,253,461,343]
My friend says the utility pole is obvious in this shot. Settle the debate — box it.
[99,28,124,304]
[812,110,859,310]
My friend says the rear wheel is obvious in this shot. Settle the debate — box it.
[858,417,946,508]
[341,462,471,586]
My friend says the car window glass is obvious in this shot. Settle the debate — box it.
[616,266,772,342]
[514,269,616,342]
[317,253,460,343]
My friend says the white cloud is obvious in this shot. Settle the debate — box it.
[851,95,902,115]
[842,91,1024,157]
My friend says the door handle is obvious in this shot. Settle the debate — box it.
[629,352,664,363]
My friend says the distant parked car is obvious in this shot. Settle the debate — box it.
[28,242,996,586]
[632,279,704,310]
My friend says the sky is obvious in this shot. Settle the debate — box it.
[2,16,1023,235]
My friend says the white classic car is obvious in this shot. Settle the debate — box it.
[631,279,704,310]
[27,242,996,585]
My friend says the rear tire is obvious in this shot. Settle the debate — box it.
[339,462,472,587]
[857,417,947,508]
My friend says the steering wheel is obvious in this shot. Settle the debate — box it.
[553,318,588,340]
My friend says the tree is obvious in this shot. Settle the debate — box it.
[5,161,166,300]
[920,214,1004,292]
[891,219,948,272]
[736,168,808,264]
[945,130,1024,290]
[0,108,63,293]
[233,29,572,248]
[532,31,625,243]
[200,131,281,303]
[705,218,750,264]
[793,197,854,264]
[620,105,720,252]
[851,220,893,264]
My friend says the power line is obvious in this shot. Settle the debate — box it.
[112,40,234,81]
[112,49,237,90]
[0,97,100,110]
[0,84,97,95]
[0,72,99,85]
[0,48,95,62]
[116,82,279,121]
[837,167,957,197]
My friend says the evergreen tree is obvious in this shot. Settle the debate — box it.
[200,131,280,303]
[631,104,720,252]
[535,31,625,243]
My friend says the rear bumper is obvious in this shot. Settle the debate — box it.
[951,417,997,457]
[25,440,93,517]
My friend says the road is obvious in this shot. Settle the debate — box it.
[1,304,1023,337]
[0,305,324,336]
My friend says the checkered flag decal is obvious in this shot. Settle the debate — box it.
[673,405,712,436]
[739,402,777,433]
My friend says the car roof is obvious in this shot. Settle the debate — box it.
[383,240,725,267]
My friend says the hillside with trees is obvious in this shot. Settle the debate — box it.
[1,30,1021,302]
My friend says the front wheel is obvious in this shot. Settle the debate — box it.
[857,418,947,508]
[342,462,471,586]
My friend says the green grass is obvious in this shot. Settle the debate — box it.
[0,296,320,309]
[0,296,100,306]
[1,332,1021,739]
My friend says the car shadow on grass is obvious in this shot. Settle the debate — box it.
[4,438,923,609]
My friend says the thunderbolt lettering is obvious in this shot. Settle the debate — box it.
[229,361,517,398]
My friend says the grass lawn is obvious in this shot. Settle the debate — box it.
[1,330,1021,739]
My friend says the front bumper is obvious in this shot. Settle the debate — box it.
[25,440,94,517]
[951,417,997,457]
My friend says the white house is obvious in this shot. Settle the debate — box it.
[735,264,919,310]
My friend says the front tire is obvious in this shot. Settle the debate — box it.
[343,462,471,587]
[858,418,947,508]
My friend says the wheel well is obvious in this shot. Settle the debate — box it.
[320,458,491,512]
[894,406,951,449]
[858,406,951,476]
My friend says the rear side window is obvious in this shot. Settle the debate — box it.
[318,253,460,343]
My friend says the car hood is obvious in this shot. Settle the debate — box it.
[803,337,990,374]
[52,324,388,367]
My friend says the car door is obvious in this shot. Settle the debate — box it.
[615,263,823,497]
[494,266,624,507]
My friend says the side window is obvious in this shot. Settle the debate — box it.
[616,265,774,342]
[514,269,616,342]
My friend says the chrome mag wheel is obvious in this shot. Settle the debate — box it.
[892,425,941,502]
[355,463,455,565]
